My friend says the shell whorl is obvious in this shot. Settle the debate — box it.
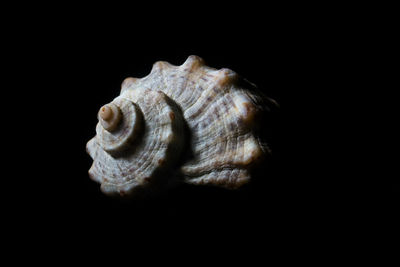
[96,98,142,155]
[87,87,184,196]
[87,55,274,196]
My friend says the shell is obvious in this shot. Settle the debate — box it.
[86,55,276,197]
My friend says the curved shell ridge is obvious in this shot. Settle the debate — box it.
[119,95,174,180]
[91,116,169,189]
[161,56,208,108]
[181,133,263,176]
[179,74,222,117]
[185,168,250,189]
[118,92,184,183]
[181,67,240,121]
[120,60,175,94]
[187,91,255,152]
[88,89,185,194]
[181,89,265,178]
[86,137,98,159]
[121,77,139,94]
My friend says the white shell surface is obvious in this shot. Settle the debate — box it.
[87,55,273,196]
[87,87,184,196]
[119,56,270,189]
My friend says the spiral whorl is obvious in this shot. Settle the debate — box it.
[96,98,143,156]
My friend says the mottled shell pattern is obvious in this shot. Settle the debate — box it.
[86,55,274,197]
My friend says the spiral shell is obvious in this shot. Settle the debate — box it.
[86,55,275,197]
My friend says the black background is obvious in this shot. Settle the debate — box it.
[4,4,398,260]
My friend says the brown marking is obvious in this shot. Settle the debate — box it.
[243,102,254,113]
[169,112,175,121]
[154,61,164,68]
[242,102,256,122]
[158,159,165,165]
[122,77,137,88]
[237,117,245,127]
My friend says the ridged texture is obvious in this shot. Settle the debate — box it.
[96,98,141,155]
[87,55,274,196]
[87,87,184,196]
[119,55,270,189]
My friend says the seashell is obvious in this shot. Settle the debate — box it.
[86,55,276,197]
